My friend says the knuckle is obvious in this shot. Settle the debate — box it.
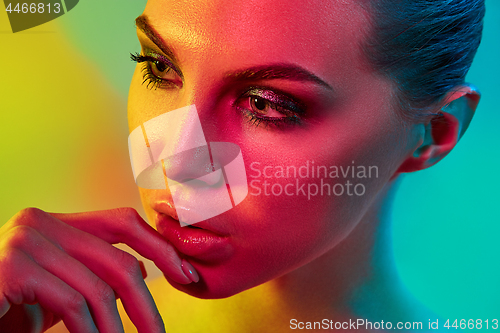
[114,251,143,289]
[115,207,140,222]
[110,207,142,240]
[16,207,44,225]
[2,225,38,248]
[91,278,115,303]
[65,291,87,314]
[117,250,140,276]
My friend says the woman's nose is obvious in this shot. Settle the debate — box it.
[163,145,223,187]
[129,104,248,225]
[144,104,223,186]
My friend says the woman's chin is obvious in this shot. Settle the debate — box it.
[165,273,248,299]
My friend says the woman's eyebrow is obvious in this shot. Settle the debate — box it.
[135,15,182,75]
[225,65,333,91]
[135,15,332,91]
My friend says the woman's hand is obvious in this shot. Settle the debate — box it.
[0,207,196,333]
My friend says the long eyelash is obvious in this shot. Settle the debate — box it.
[130,52,173,90]
[130,52,146,63]
[141,63,163,90]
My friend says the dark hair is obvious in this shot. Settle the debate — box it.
[361,0,485,120]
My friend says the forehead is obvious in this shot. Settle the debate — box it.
[142,0,371,85]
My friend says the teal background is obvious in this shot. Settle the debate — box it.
[392,1,500,319]
[1,0,499,322]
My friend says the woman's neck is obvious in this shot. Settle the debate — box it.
[257,177,435,327]
[256,178,405,315]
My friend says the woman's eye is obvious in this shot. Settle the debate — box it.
[237,88,305,128]
[130,52,181,89]
[249,96,288,118]
[150,60,174,80]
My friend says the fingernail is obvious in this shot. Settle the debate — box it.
[139,260,148,279]
[181,260,199,283]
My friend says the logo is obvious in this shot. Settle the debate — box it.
[128,105,249,226]
[4,0,79,33]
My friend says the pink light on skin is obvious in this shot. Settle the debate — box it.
[129,0,404,301]
[0,0,482,331]
[126,0,480,330]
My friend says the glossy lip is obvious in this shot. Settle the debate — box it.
[154,211,234,262]
[152,200,232,235]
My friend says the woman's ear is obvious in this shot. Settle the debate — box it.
[396,85,480,174]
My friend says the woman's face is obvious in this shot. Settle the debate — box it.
[128,0,413,298]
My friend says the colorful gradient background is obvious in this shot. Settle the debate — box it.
[1,0,499,323]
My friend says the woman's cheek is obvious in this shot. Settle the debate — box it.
[239,109,402,246]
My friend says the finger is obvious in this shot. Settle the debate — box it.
[51,208,197,284]
[3,225,125,333]
[139,260,148,279]
[13,208,166,333]
[0,248,98,333]
[83,249,166,333]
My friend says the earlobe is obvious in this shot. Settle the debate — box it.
[395,85,481,174]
